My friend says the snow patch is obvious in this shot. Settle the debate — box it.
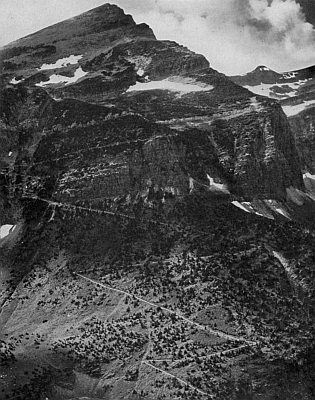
[264,199,291,219]
[127,77,214,97]
[10,77,24,85]
[38,55,83,70]
[35,67,88,87]
[207,175,230,194]
[292,79,309,86]
[0,224,15,239]
[275,208,288,217]
[242,202,266,218]
[283,72,298,79]
[232,201,250,213]
[232,199,291,219]
[137,68,145,77]
[189,177,194,192]
[244,83,279,97]
[303,172,315,180]
[282,99,315,117]
[244,79,309,99]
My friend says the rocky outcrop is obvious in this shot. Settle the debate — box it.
[231,66,282,86]
[288,113,315,173]
[229,63,315,180]
[231,102,303,199]
[0,4,155,72]
[1,84,303,212]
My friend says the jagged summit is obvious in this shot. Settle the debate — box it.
[2,3,156,48]
[231,65,281,86]
[255,65,271,71]
[0,3,155,77]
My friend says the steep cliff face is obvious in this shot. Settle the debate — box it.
[0,82,304,217]
[229,64,315,189]
[0,4,315,400]
[288,111,315,173]
[0,54,304,206]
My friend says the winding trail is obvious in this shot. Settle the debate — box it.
[24,196,137,220]
[22,196,173,230]
[76,273,258,346]
[142,360,213,398]
[146,344,251,363]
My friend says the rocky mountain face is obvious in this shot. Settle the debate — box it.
[0,4,315,400]
[230,65,315,178]
[230,65,315,108]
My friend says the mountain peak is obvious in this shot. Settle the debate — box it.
[254,65,272,72]
[0,3,156,71]
[230,65,282,86]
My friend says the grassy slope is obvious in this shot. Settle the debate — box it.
[0,191,315,399]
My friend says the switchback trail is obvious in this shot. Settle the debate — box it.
[142,360,213,398]
[76,273,258,346]
[146,344,251,363]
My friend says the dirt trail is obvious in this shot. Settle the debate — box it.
[142,360,213,398]
[76,274,258,346]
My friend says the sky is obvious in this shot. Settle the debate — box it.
[1,0,315,75]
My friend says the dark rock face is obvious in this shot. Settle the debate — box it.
[0,4,314,400]
[288,111,315,173]
[231,66,282,86]
[0,4,155,70]
[230,64,315,180]
[0,80,304,210]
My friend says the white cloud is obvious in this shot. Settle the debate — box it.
[116,0,315,74]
